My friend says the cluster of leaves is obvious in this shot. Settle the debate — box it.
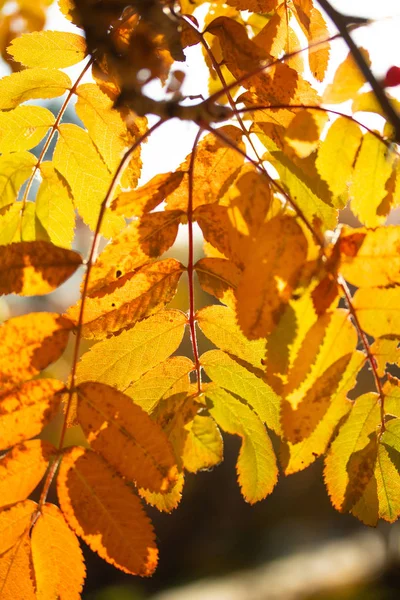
[1,0,400,596]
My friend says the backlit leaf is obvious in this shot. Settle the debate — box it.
[183,415,223,473]
[308,7,330,82]
[285,109,327,158]
[0,68,71,110]
[69,258,184,339]
[53,124,123,238]
[0,152,36,210]
[31,503,86,600]
[0,379,64,448]
[0,241,82,296]
[0,534,35,600]
[201,349,281,433]
[206,386,278,503]
[195,257,241,309]
[125,356,194,413]
[371,338,399,378]
[76,309,187,390]
[353,287,400,337]
[57,447,158,576]
[0,500,37,554]
[350,133,395,227]
[0,440,55,508]
[139,471,185,513]
[0,313,72,391]
[0,106,54,153]
[36,163,76,248]
[323,50,370,103]
[77,381,179,492]
[8,31,86,68]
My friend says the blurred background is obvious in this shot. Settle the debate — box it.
[2,0,400,598]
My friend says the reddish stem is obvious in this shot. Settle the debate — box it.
[187,128,203,393]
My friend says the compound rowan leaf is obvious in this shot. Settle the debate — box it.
[87,210,184,294]
[183,415,223,473]
[0,500,37,555]
[206,386,278,503]
[0,151,36,210]
[57,447,158,576]
[75,83,142,188]
[0,106,54,153]
[112,171,185,218]
[0,534,35,600]
[196,305,266,370]
[201,349,281,434]
[324,392,380,513]
[0,313,72,391]
[0,241,82,296]
[125,356,194,413]
[166,126,245,211]
[374,440,400,523]
[0,379,64,449]
[0,68,71,110]
[36,163,76,248]
[76,309,187,390]
[0,440,55,508]
[236,215,308,339]
[69,258,184,339]
[8,31,87,68]
[31,503,86,600]
[53,123,123,238]
[350,133,395,227]
[316,118,362,204]
[353,287,400,337]
[195,257,241,309]
[77,381,179,493]
[338,226,400,287]
[323,50,370,103]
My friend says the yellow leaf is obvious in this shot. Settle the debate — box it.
[8,31,87,68]
[315,118,362,203]
[112,171,185,218]
[371,339,400,378]
[0,152,36,210]
[0,241,82,296]
[77,381,179,493]
[75,83,142,188]
[281,350,365,475]
[308,7,330,82]
[0,500,37,554]
[0,204,22,245]
[0,534,35,600]
[324,392,380,513]
[69,258,184,339]
[201,349,281,434]
[87,210,184,295]
[338,226,400,287]
[353,90,400,119]
[36,163,76,248]
[57,447,158,576]
[374,440,400,523]
[196,305,266,370]
[53,124,124,238]
[31,503,86,600]
[0,106,54,153]
[139,471,185,513]
[0,379,64,448]
[166,125,245,211]
[236,215,308,338]
[350,133,395,227]
[76,309,187,390]
[285,109,327,158]
[206,386,278,503]
[195,257,240,309]
[0,68,71,110]
[183,415,223,473]
[353,287,400,337]
[0,440,55,508]
[0,313,72,392]
[125,356,194,414]
[323,49,370,103]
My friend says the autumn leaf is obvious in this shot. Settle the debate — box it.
[0,500,37,554]
[0,68,71,110]
[182,415,223,473]
[0,152,36,210]
[0,106,54,154]
[8,31,87,68]
[0,534,36,599]
[323,50,371,103]
[57,447,158,576]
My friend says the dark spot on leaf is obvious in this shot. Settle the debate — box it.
[116,270,122,278]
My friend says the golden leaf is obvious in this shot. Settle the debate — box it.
[183,415,223,473]
[353,287,400,337]
[0,68,71,110]
[57,447,158,576]
[0,106,54,154]
[0,152,36,210]
[195,257,241,309]
[323,49,370,104]
[0,534,35,599]
[8,31,87,68]
[0,500,37,554]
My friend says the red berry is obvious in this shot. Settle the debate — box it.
[384,66,400,87]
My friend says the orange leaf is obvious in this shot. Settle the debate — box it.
[0,499,37,554]
[195,257,241,309]
[0,380,64,449]
[139,471,185,513]
[0,241,82,296]
[0,313,72,392]
[31,503,86,600]
[77,381,179,493]
[57,447,158,576]
[0,440,55,508]
[0,534,35,600]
